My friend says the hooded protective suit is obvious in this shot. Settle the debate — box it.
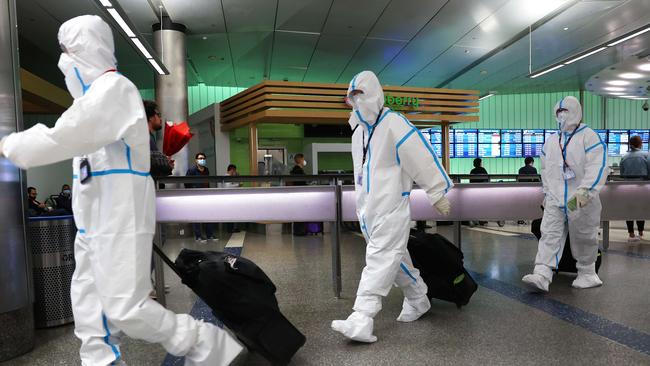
[522,96,608,292]
[1,15,242,365]
[331,71,453,342]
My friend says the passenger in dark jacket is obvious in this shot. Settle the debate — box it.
[186,152,213,241]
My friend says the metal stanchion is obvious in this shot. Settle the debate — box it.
[453,221,462,250]
[332,180,343,298]
[601,221,610,252]
[154,223,167,307]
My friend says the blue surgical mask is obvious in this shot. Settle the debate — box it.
[197,159,207,167]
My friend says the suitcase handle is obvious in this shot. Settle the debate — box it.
[152,242,182,278]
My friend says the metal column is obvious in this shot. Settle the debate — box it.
[153,17,188,177]
[332,180,343,298]
[0,0,34,360]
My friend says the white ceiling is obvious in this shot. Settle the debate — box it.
[15,0,650,95]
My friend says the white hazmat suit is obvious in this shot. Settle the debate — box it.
[522,96,608,292]
[0,15,242,365]
[331,71,453,343]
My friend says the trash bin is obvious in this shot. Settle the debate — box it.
[28,215,76,328]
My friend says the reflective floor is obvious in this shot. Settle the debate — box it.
[4,222,650,365]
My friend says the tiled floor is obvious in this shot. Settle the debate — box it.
[3,222,649,365]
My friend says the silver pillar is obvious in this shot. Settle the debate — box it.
[153,18,189,177]
[0,0,34,361]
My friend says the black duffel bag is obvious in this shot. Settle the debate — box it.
[407,231,478,308]
[156,247,306,365]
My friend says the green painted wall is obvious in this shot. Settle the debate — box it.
[142,84,641,175]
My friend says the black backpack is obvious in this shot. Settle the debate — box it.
[407,231,478,308]
[170,248,306,366]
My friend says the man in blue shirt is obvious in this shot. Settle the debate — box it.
[620,135,649,241]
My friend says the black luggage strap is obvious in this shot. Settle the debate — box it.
[152,242,182,277]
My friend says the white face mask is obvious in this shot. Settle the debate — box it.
[58,53,88,99]
[302,160,307,167]
[556,110,570,130]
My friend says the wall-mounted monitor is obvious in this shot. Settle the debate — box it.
[432,144,454,158]
[478,129,501,144]
[453,129,478,144]
[455,143,477,158]
[607,143,629,156]
[594,129,608,143]
[502,130,523,143]
[478,143,501,157]
[500,144,522,157]
[523,143,543,157]
[608,130,629,143]
[544,129,558,142]
[523,129,544,143]
[629,129,650,142]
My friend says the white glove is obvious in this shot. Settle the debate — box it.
[576,187,591,208]
[433,196,451,216]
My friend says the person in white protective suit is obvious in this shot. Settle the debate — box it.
[0,15,242,365]
[331,71,453,343]
[522,96,609,292]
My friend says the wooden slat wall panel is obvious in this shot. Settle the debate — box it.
[220,81,479,131]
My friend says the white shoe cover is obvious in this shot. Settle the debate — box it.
[572,273,603,289]
[184,321,244,366]
[522,273,550,293]
[331,312,377,343]
[396,296,431,322]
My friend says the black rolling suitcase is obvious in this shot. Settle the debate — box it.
[153,245,305,365]
[531,218,602,273]
[407,231,478,308]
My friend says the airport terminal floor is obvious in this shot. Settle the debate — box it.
[5,222,649,366]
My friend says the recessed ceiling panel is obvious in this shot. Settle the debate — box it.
[222,0,276,33]
[406,45,490,87]
[186,34,235,86]
[302,34,364,82]
[338,39,409,83]
[114,0,160,35]
[161,0,226,34]
[321,0,391,36]
[270,31,319,81]
[229,31,273,86]
[368,0,447,41]
[379,0,508,86]
[276,0,332,33]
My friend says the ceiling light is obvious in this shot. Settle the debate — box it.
[99,0,112,6]
[607,26,650,46]
[130,38,152,58]
[107,8,135,37]
[620,72,644,79]
[478,93,494,101]
[608,92,625,95]
[564,47,607,65]
[603,86,625,91]
[638,63,650,71]
[148,59,165,75]
[563,27,569,31]
[607,80,630,86]
[530,64,564,78]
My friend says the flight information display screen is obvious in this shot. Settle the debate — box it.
[608,130,629,143]
[502,130,523,143]
[544,129,558,142]
[523,143,543,157]
[595,130,608,143]
[523,129,544,143]
[501,144,522,157]
[432,144,454,158]
[607,143,629,156]
[454,129,478,144]
[478,143,501,157]
[478,129,501,144]
[455,143,477,158]
[427,129,444,144]
[629,129,650,142]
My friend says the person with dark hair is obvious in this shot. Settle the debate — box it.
[186,152,214,241]
[56,184,73,214]
[519,156,538,175]
[27,186,47,216]
[225,164,242,233]
[144,100,174,177]
[469,158,488,183]
[620,135,649,242]
[290,153,307,176]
